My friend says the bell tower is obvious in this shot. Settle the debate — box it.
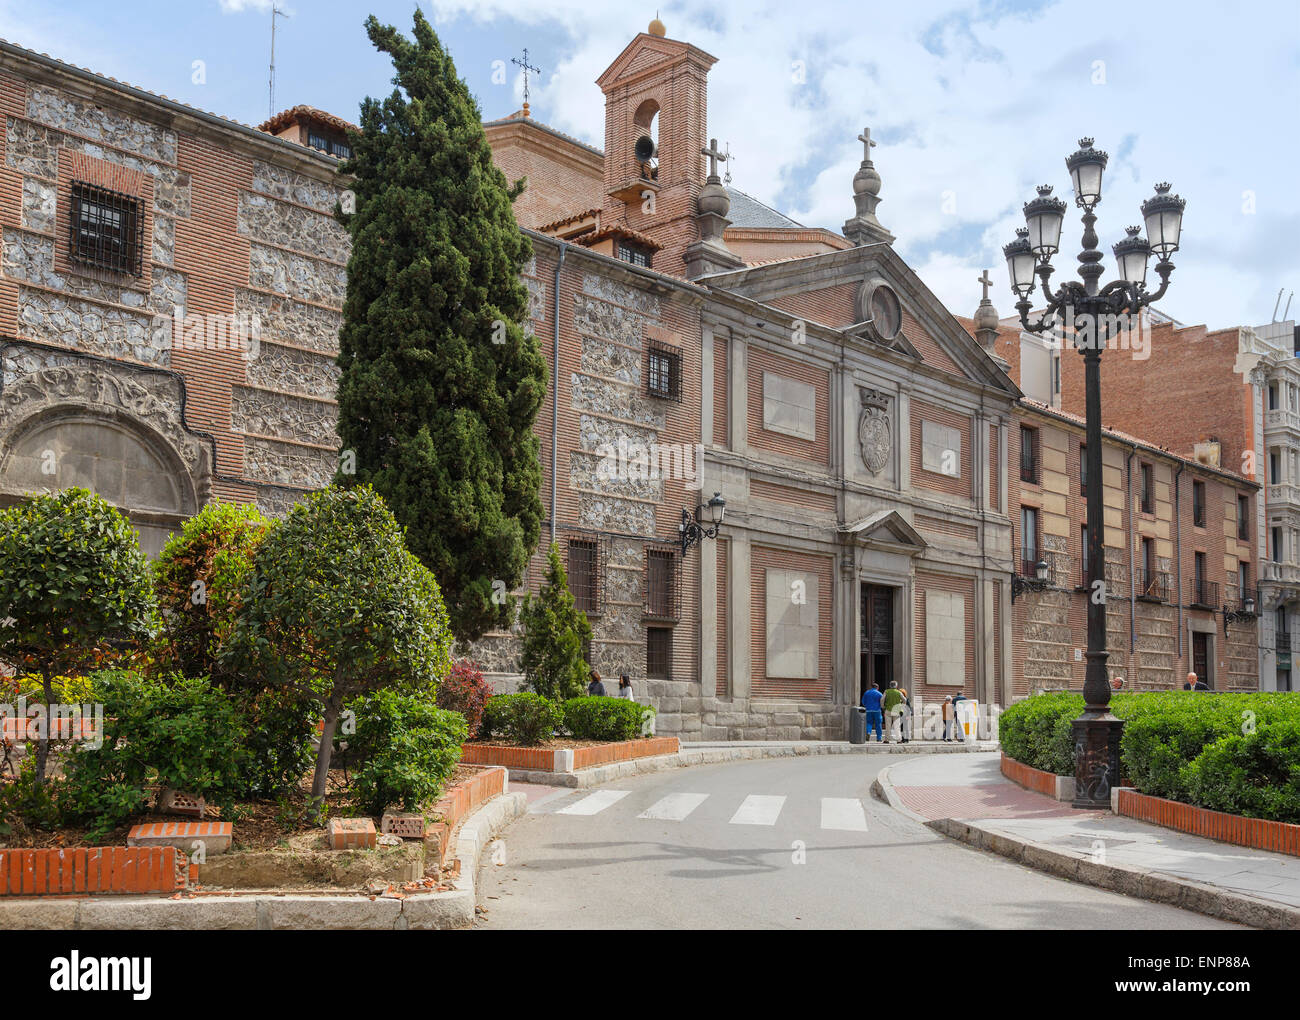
[596,20,740,278]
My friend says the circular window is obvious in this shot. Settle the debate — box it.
[868,283,902,340]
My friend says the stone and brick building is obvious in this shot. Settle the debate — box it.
[0,19,1264,746]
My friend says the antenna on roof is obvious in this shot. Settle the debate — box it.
[269,4,290,122]
[1274,288,1286,322]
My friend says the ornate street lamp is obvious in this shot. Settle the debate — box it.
[680,492,726,556]
[1003,137,1186,810]
[1011,558,1051,602]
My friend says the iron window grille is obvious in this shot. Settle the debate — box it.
[68,182,143,276]
[331,140,351,159]
[646,342,682,402]
[1278,632,1292,654]
[1188,575,1218,610]
[1238,497,1251,540]
[643,546,681,621]
[566,535,606,616]
[646,626,673,680]
[1136,568,1170,602]
[1140,463,1154,514]
[1192,480,1206,527]
[618,243,652,268]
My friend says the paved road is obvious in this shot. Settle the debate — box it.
[474,754,1239,929]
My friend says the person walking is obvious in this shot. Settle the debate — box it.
[588,670,607,697]
[898,685,912,744]
[617,674,635,700]
[941,695,956,742]
[882,681,904,743]
[860,682,885,742]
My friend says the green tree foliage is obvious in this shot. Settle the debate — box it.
[0,489,155,784]
[153,501,269,680]
[222,485,453,806]
[346,689,467,815]
[334,9,547,642]
[518,544,591,703]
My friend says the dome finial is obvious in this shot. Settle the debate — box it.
[648,13,666,37]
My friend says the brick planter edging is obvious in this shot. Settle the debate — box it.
[461,736,679,774]
[1000,753,1074,801]
[427,765,507,868]
[1116,788,1300,858]
[1,847,186,897]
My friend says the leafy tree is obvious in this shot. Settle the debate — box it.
[518,544,591,702]
[0,489,155,785]
[222,485,452,807]
[334,9,547,643]
[153,501,269,681]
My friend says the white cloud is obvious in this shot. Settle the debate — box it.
[217,0,277,12]
[434,0,1296,330]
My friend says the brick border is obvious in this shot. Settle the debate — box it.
[1000,752,1057,796]
[426,765,507,868]
[461,736,679,773]
[1115,788,1300,858]
[1,847,185,896]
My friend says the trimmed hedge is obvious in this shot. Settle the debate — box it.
[480,692,562,745]
[562,696,654,741]
[999,690,1300,821]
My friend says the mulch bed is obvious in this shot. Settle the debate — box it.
[2,763,492,852]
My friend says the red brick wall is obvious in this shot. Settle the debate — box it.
[750,477,836,514]
[912,570,976,700]
[750,544,833,700]
[746,346,831,467]
[766,282,860,328]
[910,399,973,501]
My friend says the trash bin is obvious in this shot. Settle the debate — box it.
[849,706,867,744]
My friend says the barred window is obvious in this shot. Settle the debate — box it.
[69,182,143,276]
[568,538,598,614]
[1019,426,1038,484]
[618,242,652,268]
[646,626,672,680]
[644,548,677,619]
[647,343,681,401]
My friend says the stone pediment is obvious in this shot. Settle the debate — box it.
[839,509,927,555]
[704,245,1020,396]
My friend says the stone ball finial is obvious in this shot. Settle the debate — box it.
[648,16,667,37]
[975,300,1000,332]
[853,162,881,198]
[698,179,730,217]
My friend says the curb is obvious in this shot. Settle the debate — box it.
[929,817,1300,931]
[0,791,529,931]
[871,765,1299,930]
[510,741,999,789]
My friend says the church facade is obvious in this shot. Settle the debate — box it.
[0,22,1262,744]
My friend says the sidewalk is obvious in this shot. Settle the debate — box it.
[877,754,1300,929]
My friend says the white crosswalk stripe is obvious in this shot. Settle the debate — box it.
[556,790,631,815]
[638,792,710,821]
[729,794,786,826]
[820,797,869,832]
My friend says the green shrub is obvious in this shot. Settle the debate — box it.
[60,670,249,841]
[997,692,1083,775]
[348,690,466,815]
[1182,720,1300,822]
[234,688,319,799]
[518,544,591,702]
[480,692,561,745]
[562,696,654,741]
[0,488,156,785]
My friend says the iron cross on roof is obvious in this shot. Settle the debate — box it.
[702,137,728,179]
[512,48,541,114]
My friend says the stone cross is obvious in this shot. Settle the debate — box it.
[977,269,993,301]
[858,127,877,162]
[512,48,541,110]
[702,137,728,179]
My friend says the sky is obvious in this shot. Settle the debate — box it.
[5,0,1298,330]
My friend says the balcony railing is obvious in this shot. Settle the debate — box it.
[1188,577,1219,610]
[1268,484,1300,507]
[1278,633,1292,654]
[1136,568,1170,602]
[1223,583,1260,616]
[1264,408,1300,434]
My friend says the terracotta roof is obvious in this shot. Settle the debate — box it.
[576,224,662,251]
[535,207,601,234]
[258,105,359,137]
[482,111,604,158]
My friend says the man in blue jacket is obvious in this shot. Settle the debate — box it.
[861,683,885,742]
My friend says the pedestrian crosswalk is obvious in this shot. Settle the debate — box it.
[541,789,870,832]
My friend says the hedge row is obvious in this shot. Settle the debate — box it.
[478,693,656,745]
[999,691,1300,822]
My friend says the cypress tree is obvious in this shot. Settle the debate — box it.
[519,544,592,703]
[335,10,547,641]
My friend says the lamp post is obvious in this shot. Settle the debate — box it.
[1003,138,1185,809]
[681,492,726,556]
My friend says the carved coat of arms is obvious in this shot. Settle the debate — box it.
[858,388,891,475]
